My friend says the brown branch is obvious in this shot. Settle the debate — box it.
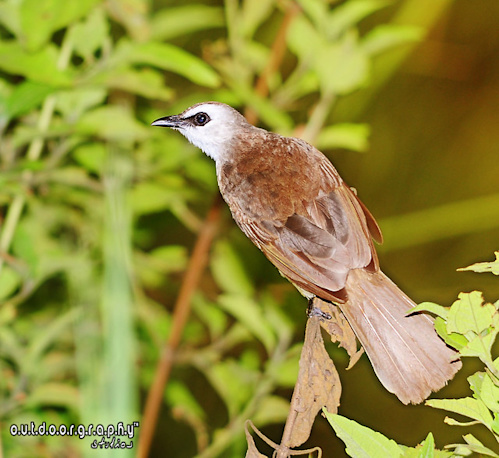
[138,196,222,458]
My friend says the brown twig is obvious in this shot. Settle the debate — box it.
[138,197,222,458]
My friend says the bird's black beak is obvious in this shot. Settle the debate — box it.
[151,115,185,128]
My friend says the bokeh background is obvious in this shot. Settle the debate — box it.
[0,0,498,456]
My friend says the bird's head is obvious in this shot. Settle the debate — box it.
[152,102,252,162]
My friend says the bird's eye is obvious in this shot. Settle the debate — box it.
[194,112,210,126]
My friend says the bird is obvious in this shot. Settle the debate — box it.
[152,101,461,404]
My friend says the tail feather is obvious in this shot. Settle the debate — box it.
[342,269,461,404]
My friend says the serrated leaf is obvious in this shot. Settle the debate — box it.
[211,240,254,296]
[447,291,494,335]
[426,397,494,430]
[317,123,370,152]
[324,411,402,458]
[218,294,276,353]
[113,40,221,88]
[458,252,499,276]
[460,329,498,359]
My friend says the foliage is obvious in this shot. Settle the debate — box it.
[0,0,492,457]
[324,253,499,458]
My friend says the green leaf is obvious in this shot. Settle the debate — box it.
[316,123,370,152]
[417,432,435,458]
[316,31,369,95]
[460,328,498,359]
[480,373,499,413]
[4,81,55,120]
[326,0,390,40]
[362,24,423,55]
[69,6,108,60]
[458,252,499,276]
[91,67,173,101]
[165,381,205,420]
[55,87,107,119]
[460,434,499,457]
[113,40,221,88]
[295,0,328,32]
[19,0,100,51]
[409,302,449,320]
[27,308,79,366]
[0,41,71,86]
[323,411,403,458]
[72,143,107,175]
[434,316,467,350]
[447,291,494,335]
[151,5,224,41]
[426,397,494,430]
[218,294,276,353]
[26,383,79,411]
[0,266,22,300]
[130,181,186,215]
[76,105,149,142]
[287,16,322,63]
[240,0,274,38]
[204,359,257,418]
[211,240,254,296]
[192,295,228,340]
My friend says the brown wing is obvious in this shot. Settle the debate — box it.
[237,161,382,303]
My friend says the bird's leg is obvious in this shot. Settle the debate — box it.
[307,298,332,320]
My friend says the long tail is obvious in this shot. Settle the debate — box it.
[341,269,461,404]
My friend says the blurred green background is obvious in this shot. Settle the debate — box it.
[0,0,498,456]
